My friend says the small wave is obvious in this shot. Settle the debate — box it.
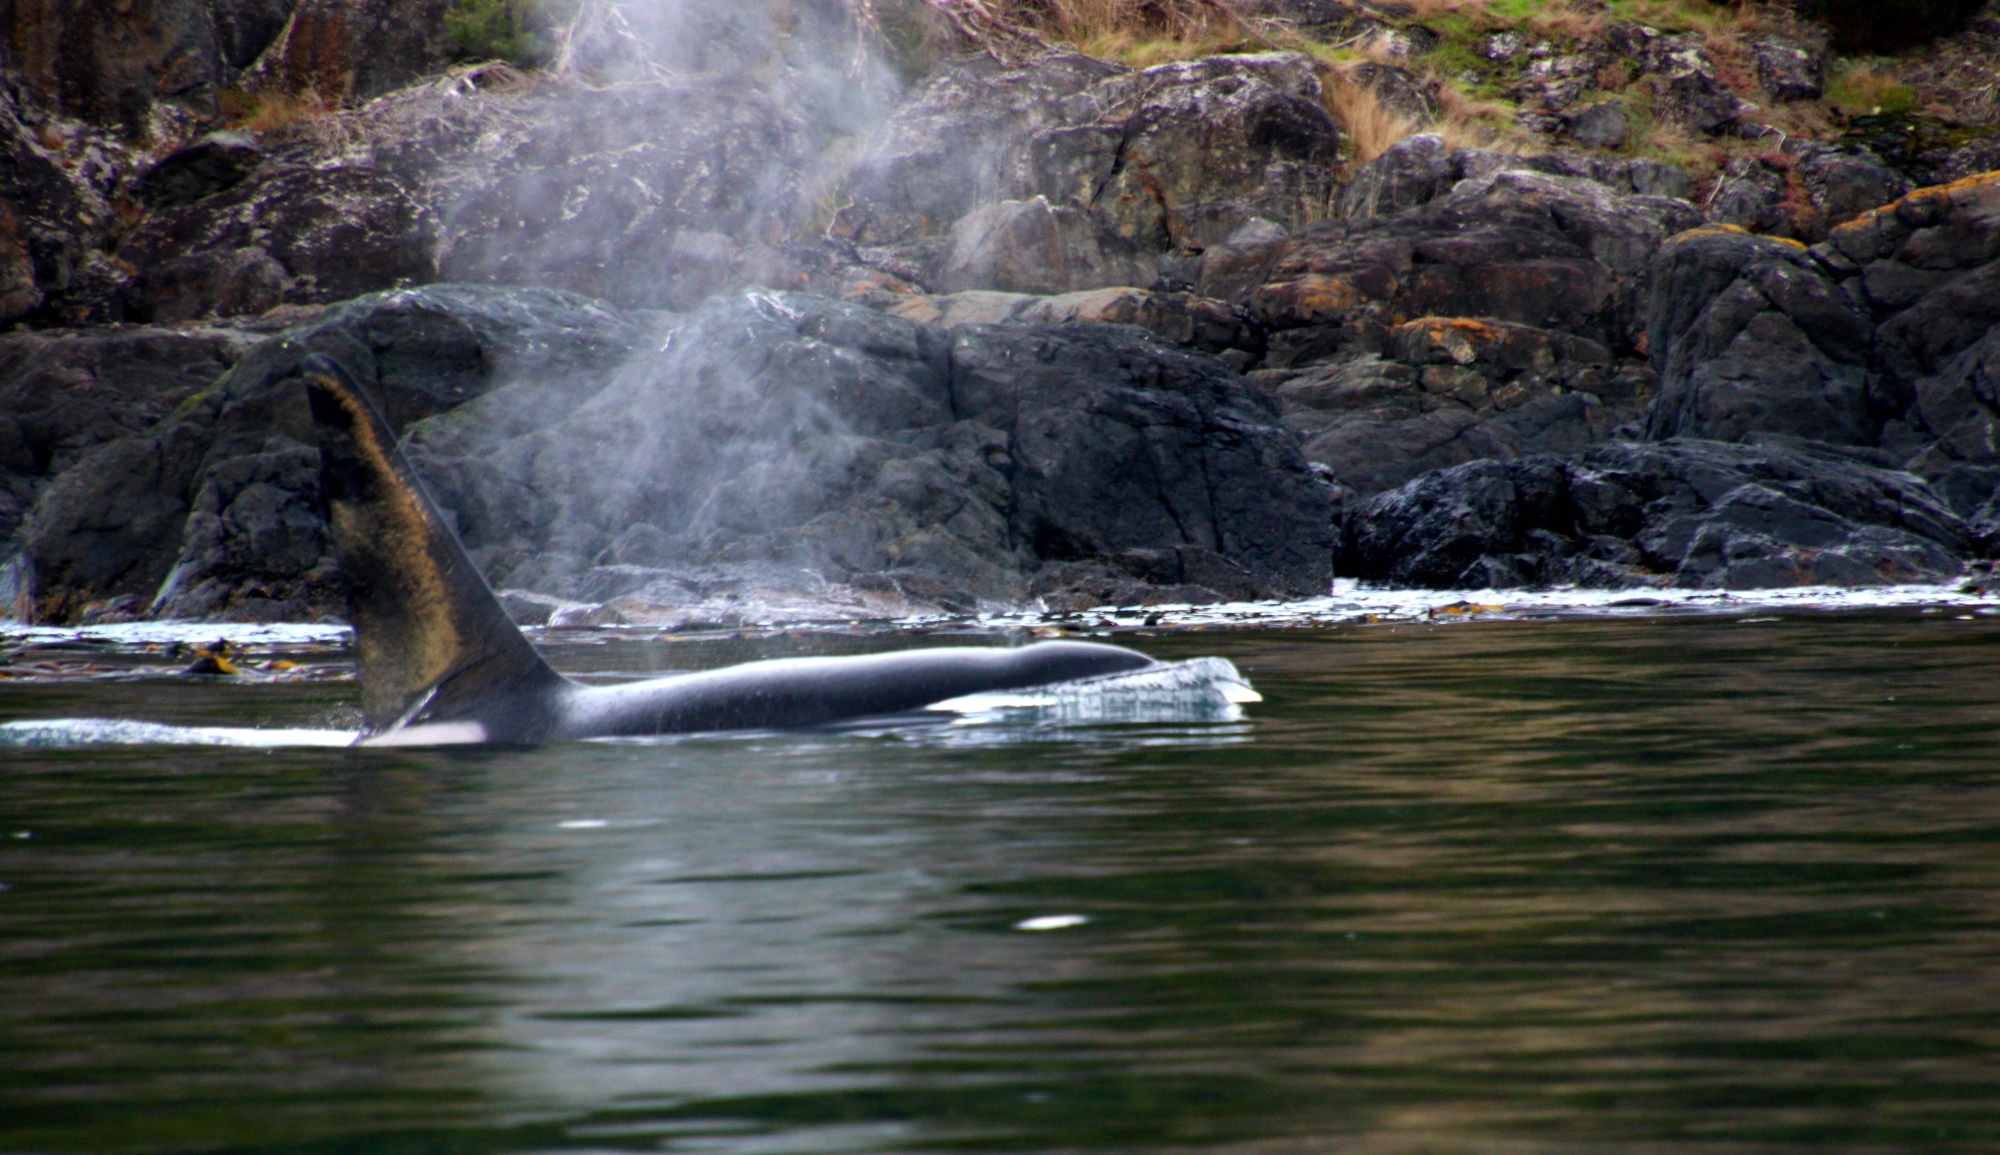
[0,718,358,748]
[927,657,1259,726]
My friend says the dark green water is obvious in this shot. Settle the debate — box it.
[6,612,2000,1153]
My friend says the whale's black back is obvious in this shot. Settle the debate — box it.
[300,353,1159,745]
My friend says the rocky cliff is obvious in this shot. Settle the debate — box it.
[4,0,2000,624]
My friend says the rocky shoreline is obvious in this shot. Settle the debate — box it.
[4,1,2000,625]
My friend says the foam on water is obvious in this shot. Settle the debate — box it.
[0,621,352,647]
[0,719,359,748]
[928,656,1259,725]
[3,582,1992,651]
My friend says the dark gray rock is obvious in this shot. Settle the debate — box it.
[1654,68,1746,135]
[1643,226,1875,447]
[1705,157,1788,235]
[1752,34,1825,101]
[1341,439,1969,590]
[1238,168,1703,363]
[1346,61,1434,121]
[1793,145,1910,242]
[1334,135,1693,223]
[212,0,297,73]
[0,326,257,550]
[1906,325,2000,473]
[838,53,1124,248]
[1279,316,1649,497]
[928,198,1158,295]
[1333,133,1457,220]
[0,79,133,326]
[1826,173,2000,389]
[0,0,224,132]
[135,131,263,207]
[1507,48,1604,114]
[1566,101,1627,150]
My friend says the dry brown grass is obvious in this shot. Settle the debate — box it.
[894,0,1260,63]
[1326,74,1424,164]
[219,87,332,133]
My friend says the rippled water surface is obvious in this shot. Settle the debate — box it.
[6,611,2000,1153]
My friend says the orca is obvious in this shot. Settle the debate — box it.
[298,354,1157,746]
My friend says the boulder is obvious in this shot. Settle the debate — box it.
[1275,315,1652,496]
[134,130,264,207]
[407,290,1334,612]
[1223,167,1703,367]
[1824,172,2000,389]
[1507,48,1605,114]
[837,53,1125,247]
[1792,144,1910,241]
[1340,438,1969,590]
[928,198,1158,295]
[1643,226,1874,447]
[1819,174,2000,474]
[1566,101,1628,150]
[1705,157,1788,235]
[1654,69,1746,135]
[1905,326,2000,473]
[1751,33,1826,101]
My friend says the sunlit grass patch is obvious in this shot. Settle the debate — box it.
[1826,63,1921,115]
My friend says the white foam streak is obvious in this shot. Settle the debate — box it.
[928,656,1259,725]
[0,719,358,748]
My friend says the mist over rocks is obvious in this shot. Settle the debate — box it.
[4,4,2000,620]
[14,284,639,623]
[836,50,1341,261]
[405,290,1334,618]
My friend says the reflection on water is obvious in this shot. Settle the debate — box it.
[5,613,2000,1152]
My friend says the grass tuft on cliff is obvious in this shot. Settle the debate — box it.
[446,0,573,68]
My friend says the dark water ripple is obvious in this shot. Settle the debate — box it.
[4,612,2000,1153]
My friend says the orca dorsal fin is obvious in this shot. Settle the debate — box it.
[300,354,567,737]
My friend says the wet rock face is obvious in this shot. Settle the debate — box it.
[119,163,440,322]
[1217,165,1702,360]
[0,327,256,551]
[110,73,834,319]
[15,285,639,623]
[1271,315,1653,497]
[0,0,224,133]
[1818,173,2000,473]
[1340,439,1968,590]
[0,79,133,327]
[840,52,1340,258]
[9,285,1331,622]
[1644,227,1875,447]
[406,291,1333,611]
